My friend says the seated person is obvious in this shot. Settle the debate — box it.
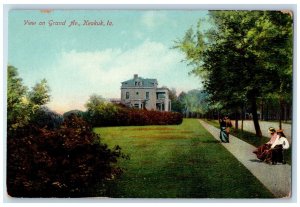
[269,129,289,164]
[253,127,277,162]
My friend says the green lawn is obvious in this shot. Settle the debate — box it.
[94,119,274,198]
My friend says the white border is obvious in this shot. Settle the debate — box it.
[1,1,299,206]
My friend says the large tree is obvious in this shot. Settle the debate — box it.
[175,11,293,136]
[7,66,51,130]
[7,66,29,129]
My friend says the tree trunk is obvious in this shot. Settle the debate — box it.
[235,110,238,132]
[241,105,244,132]
[251,97,262,137]
[279,98,284,129]
[284,103,287,122]
[266,104,269,121]
[241,114,244,132]
[261,99,264,121]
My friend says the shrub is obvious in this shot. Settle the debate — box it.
[63,109,85,119]
[30,106,64,129]
[7,114,126,197]
[87,105,183,127]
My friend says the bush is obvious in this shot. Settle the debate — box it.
[7,114,126,197]
[87,105,183,127]
[63,109,85,119]
[30,106,64,129]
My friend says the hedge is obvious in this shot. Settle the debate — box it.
[87,105,183,127]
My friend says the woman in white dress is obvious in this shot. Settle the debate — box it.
[269,129,289,164]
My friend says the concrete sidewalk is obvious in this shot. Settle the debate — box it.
[232,120,292,143]
[199,120,291,198]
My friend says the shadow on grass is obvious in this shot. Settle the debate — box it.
[201,140,220,143]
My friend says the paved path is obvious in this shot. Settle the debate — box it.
[232,120,292,143]
[199,120,291,198]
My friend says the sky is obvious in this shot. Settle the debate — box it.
[8,10,210,114]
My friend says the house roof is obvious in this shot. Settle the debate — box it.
[121,75,158,88]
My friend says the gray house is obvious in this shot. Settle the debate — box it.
[121,74,171,111]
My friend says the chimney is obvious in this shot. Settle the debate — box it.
[134,74,138,79]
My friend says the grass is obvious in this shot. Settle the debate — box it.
[94,119,274,198]
[204,119,291,164]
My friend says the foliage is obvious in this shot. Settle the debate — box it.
[63,109,86,119]
[7,66,30,129]
[28,79,50,106]
[7,67,126,197]
[127,108,183,126]
[85,95,183,127]
[7,66,51,130]
[177,90,210,117]
[7,114,127,197]
[85,95,119,126]
[171,100,185,113]
[30,106,64,129]
[168,88,185,113]
[174,11,293,136]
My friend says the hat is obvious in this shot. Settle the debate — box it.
[277,129,284,133]
[268,127,276,133]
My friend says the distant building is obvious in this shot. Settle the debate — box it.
[109,98,121,105]
[121,74,171,111]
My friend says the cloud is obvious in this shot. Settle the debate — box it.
[45,40,199,113]
[133,30,144,40]
[141,11,176,29]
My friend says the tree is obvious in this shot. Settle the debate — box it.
[8,66,51,131]
[28,79,50,106]
[168,88,177,101]
[85,95,106,111]
[178,92,189,117]
[85,95,118,126]
[175,11,293,136]
[167,88,185,113]
[177,89,210,118]
[7,68,127,197]
[7,66,29,129]
[244,11,293,130]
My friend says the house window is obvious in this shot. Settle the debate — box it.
[126,92,129,99]
[157,92,166,99]
[135,81,142,86]
[146,92,149,99]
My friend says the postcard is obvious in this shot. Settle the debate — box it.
[6,9,293,199]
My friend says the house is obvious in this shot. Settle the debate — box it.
[120,74,171,111]
[109,98,121,105]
